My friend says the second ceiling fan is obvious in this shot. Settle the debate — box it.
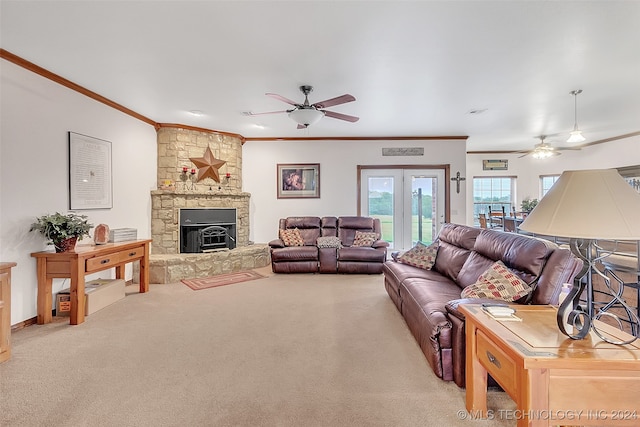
[246,85,359,129]
[517,135,581,159]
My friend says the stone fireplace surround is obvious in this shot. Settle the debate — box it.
[148,126,269,284]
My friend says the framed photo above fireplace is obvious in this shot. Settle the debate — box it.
[277,163,320,199]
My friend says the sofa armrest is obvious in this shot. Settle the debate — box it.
[268,239,285,248]
[445,298,505,322]
[372,240,389,249]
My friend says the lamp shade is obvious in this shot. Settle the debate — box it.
[567,129,586,143]
[519,169,640,240]
[288,108,324,126]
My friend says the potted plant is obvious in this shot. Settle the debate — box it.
[520,198,539,213]
[30,212,93,252]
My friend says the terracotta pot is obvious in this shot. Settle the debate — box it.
[54,237,78,253]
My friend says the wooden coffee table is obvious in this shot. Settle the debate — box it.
[461,304,640,427]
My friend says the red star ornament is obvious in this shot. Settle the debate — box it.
[189,146,227,183]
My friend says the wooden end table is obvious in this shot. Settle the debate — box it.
[461,304,640,427]
[31,240,151,325]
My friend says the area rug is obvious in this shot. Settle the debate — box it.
[181,270,266,291]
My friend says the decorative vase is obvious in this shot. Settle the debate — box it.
[54,237,78,253]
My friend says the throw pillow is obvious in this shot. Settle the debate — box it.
[316,236,342,248]
[397,241,438,270]
[279,228,304,247]
[352,231,379,247]
[460,260,532,302]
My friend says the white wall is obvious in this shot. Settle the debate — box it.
[242,139,468,244]
[0,61,157,324]
[465,135,640,225]
[3,57,639,326]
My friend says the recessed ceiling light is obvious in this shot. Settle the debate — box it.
[188,110,204,117]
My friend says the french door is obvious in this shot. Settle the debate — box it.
[359,168,446,251]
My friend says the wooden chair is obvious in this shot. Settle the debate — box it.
[478,213,488,229]
[488,206,506,230]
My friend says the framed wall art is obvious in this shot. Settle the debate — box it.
[276,163,320,199]
[68,132,113,209]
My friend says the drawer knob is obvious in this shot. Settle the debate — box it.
[100,259,110,264]
[486,351,501,368]
[128,252,136,256]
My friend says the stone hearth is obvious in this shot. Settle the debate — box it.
[149,126,270,282]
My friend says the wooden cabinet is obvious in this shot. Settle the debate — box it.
[0,262,17,363]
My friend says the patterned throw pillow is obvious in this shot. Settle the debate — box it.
[352,231,379,247]
[461,260,532,302]
[279,228,304,247]
[316,236,342,248]
[398,241,438,270]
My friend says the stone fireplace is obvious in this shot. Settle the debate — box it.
[148,126,269,283]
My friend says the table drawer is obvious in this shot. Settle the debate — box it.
[477,330,517,397]
[86,252,120,272]
[85,247,144,272]
[119,247,144,262]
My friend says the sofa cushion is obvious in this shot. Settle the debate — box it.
[398,241,438,270]
[431,224,481,284]
[337,216,378,246]
[270,245,318,262]
[352,231,379,247]
[279,228,304,246]
[317,236,342,248]
[460,260,532,302]
[338,246,387,263]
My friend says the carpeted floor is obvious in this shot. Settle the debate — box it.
[181,270,266,290]
[1,266,515,426]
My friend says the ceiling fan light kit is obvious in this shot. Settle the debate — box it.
[567,89,586,143]
[532,149,554,159]
[288,108,325,127]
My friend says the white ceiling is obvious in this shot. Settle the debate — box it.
[2,1,639,152]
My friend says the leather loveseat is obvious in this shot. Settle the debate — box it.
[269,216,389,274]
[383,223,583,387]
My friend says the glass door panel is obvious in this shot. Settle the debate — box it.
[361,168,445,251]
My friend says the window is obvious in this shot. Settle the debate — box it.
[473,177,515,221]
[540,175,560,197]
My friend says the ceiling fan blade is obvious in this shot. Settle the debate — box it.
[266,93,299,106]
[312,94,355,109]
[323,110,359,122]
[556,147,582,151]
[518,152,531,158]
[297,124,308,129]
[243,110,289,116]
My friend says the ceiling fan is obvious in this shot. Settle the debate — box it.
[517,135,581,159]
[245,85,359,129]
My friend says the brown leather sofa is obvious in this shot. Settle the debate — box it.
[269,216,389,273]
[382,223,583,388]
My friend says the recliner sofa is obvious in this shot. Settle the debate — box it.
[382,223,583,387]
[269,216,389,273]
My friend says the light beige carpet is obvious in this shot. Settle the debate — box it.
[1,266,515,426]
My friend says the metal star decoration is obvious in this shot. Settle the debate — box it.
[189,146,226,183]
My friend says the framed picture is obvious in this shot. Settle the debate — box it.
[68,132,113,209]
[483,159,508,171]
[277,163,320,199]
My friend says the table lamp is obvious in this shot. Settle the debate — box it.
[519,169,640,344]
